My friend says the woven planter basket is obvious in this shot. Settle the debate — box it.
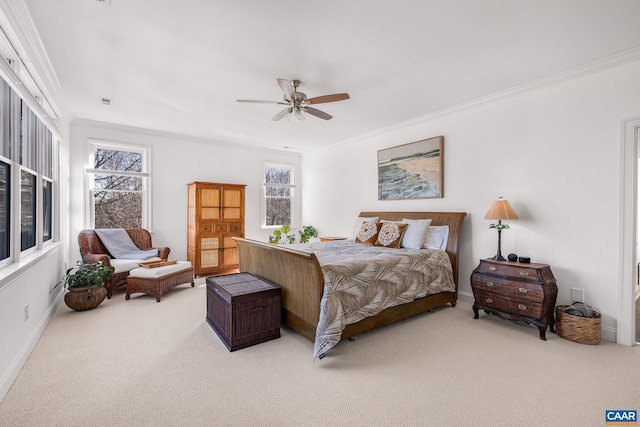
[555,305,601,345]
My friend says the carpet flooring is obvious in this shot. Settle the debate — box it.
[1,278,639,427]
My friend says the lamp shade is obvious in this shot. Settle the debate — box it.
[484,197,519,220]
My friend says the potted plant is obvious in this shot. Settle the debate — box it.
[62,261,114,311]
[269,225,318,244]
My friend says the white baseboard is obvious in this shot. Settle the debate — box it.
[0,290,63,402]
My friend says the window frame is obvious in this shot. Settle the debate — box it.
[85,139,152,230]
[262,162,296,229]
[0,79,57,271]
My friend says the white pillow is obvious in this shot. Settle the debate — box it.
[400,218,432,249]
[423,226,449,251]
[350,216,379,240]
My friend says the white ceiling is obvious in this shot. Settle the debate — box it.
[21,0,640,151]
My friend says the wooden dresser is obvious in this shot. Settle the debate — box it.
[187,182,246,276]
[471,258,558,340]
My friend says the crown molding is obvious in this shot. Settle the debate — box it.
[0,0,69,125]
[328,46,640,150]
[72,119,302,157]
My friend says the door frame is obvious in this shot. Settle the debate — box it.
[619,116,640,346]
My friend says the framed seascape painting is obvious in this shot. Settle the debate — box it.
[378,136,444,200]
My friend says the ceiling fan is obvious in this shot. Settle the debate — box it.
[237,78,350,121]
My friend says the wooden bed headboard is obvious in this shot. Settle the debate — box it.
[358,211,467,286]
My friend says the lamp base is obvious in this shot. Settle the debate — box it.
[492,254,506,261]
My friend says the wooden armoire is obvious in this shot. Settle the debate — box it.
[187,182,246,276]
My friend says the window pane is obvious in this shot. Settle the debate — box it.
[94,191,142,229]
[37,123,53,178]
[0,162,9,260]
[265,167,290,184]
[94,148,142,172]
[0,80,11,159]
[94,174,141,191]
[20,104,37,170]
[20,170,36,251]
[265,197,291,226]
[265,186,290,197]
[42,180,52,242]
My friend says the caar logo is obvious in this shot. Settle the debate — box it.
[606,410,637,425]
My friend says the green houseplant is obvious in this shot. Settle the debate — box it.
[269,225,318,244]
[62,261,115,311]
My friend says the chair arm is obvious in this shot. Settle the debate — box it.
[82,253,112,265]
[156,247,170,259]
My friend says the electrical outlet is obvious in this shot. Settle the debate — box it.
[571,287,584,303]
[24,304,29,321]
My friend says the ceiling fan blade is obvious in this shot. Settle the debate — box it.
[237,99,288,105]
[306,93,350,104]
[304,106,333,120]
[277,78,296,101]
[272,107,291,121]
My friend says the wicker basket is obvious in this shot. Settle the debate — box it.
[555,305,601,345]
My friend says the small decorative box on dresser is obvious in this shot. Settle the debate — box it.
[206,273,281,351]
[471,259,558,340]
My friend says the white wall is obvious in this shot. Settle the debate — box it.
[302,61,640,342]
[69,120,302,263]
[0,120,70,401]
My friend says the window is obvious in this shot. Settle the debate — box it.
[0,161,9,260]
[42,179,52,242]
[20,169,35,251]
[87,142,150,229]
[263,163,295,227]
[0,76,56,267]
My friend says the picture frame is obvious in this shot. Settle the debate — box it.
[378,136,444,200]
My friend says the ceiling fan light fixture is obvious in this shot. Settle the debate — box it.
[239,78,349,122]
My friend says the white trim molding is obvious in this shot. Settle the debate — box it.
[618,116,640,346]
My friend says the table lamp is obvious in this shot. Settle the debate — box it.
[484,197,519,261]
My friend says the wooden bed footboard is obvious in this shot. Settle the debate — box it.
[233,237,324,341]
[233,211,466,343]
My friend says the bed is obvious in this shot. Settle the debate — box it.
[233,211,466,357]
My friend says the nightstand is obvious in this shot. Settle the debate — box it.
[471,259,558,340]
[319,236,347,242]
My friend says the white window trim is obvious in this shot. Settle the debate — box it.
[85,139,152,231]
[262,161,297,229]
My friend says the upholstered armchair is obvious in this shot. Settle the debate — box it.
[78,228,170,298]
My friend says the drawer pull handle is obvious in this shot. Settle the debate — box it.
[520,271,529,277]
[485,298,493,304]
[489,266,496,271]
[518,304,527,311]
[518,287,528,294]
[486,282,494,287]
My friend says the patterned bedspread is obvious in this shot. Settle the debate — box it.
[288,240,455,358]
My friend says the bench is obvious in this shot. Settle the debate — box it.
[125,261,195,302]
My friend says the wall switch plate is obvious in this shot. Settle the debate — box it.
[571,287,584,303]
[24,304,29,321]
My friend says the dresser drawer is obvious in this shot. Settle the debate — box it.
[199,223,215,234]
[474,261,544,281]
[473,289,544,319]
[229,223,243,233]
[471,274,544,303]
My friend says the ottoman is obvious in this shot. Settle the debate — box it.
[126,261,195,302]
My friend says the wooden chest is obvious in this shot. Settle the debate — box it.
[206,272,281,351]
[471,259,558,340]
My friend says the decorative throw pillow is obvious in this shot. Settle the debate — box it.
[400,218,432,249]
[350,216,379,240]
[375,222,408,248]
[355,221,382,245]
